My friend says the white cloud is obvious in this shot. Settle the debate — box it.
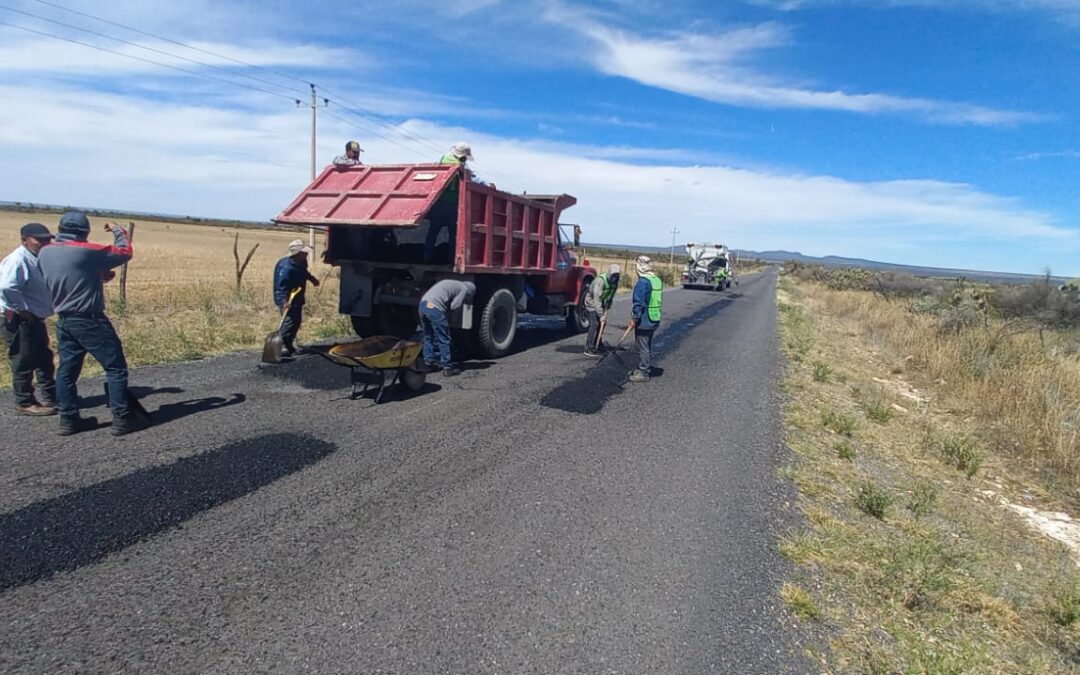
[542,3,1042,125]
[1,81,1073,275]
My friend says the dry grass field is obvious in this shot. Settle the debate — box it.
[1,210,718,388]
[0,210,346,386]
[777,274,1080,672]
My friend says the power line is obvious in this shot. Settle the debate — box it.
[0,19,301,103]
[30,0,311,90]
[0,3,308,99]
[320,108,433,162]
[318,86,448,157]
[26,0,478,176]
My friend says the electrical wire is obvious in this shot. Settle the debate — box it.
[30,0,311,89]
[0,19,301,102]
[0,3,309,99]
[26,0,481,174]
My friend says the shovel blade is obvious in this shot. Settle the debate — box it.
[261,331,285,364]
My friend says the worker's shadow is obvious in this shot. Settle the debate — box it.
[78,385,183,409]
[151,394,246,426]
[459,361,495,371]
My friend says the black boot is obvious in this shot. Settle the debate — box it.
[111,412,150,437]
[59,414,98,436]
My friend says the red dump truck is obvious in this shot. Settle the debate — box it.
[275,163,596,357]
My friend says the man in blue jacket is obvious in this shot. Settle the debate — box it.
[628,255,662,383]
[273,239,320,356]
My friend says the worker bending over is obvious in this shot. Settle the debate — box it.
[628,256,662,383]
[583,264,620,357]
[418,279,476,377]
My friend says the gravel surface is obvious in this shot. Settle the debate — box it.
[0,270,807,674]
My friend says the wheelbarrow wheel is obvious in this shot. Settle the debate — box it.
[401,367,426,391]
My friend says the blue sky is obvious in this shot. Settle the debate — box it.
[0,0,1078,274]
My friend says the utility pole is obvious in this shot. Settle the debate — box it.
[669,226,680,268]
[298,83,328,250]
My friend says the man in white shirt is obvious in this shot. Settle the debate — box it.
[1,223,58,415]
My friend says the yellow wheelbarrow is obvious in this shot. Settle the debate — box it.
[309,336,427,403]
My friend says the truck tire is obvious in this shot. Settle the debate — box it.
[351,315,377,337]
[478,288,517,358]
[565,285,590,334]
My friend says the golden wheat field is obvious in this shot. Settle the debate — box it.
[0,210,345,386]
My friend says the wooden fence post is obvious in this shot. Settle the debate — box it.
[119,221,135,304]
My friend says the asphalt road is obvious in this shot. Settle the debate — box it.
[0,269,807,674]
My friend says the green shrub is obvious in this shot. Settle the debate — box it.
[812,362,832,383]
[906,480,939,521]
[835,442,855,461]
[940,435,983,479]
[822,409,857,437]
[855,481,891,520]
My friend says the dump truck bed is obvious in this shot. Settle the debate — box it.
[275,163,577,276]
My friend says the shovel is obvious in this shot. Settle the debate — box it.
[261,287,302,364]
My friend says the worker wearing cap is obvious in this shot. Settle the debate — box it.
[38,211,139,435]
[1,223,58,416]
[333,140,364,167]
[628,256,662,382]
[583,264,620,357]
[273,239,321,357]
[425,142,476,263]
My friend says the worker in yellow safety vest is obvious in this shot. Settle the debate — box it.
[583,264,620,356]
[628,255,662,382]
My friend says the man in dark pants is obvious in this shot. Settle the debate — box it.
[38,211,141,435]
[583,264,620,357]
[418,279,476,377]
[0,223,58,415]
[628,255,663,383]
[273,239,320,356]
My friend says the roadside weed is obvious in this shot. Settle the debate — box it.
[905,480,938,521]
[835,441,855,461]
[780,583,820,620]
[855,480,891,520]
[812,362,832,383]
[940,435,984,479]
[822,409,857,437]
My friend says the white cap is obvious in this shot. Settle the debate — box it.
[287,238,313,256]
[451,142,474,160]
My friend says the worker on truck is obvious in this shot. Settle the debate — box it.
[628,256,662,383]
[424,143,475,263]
[333,140,364,167]
[583,264,620,357]
[418,279,476,377]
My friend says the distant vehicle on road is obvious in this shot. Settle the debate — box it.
[682,243,734,291]
[276,163,596,358]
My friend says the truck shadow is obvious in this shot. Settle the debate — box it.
[0,433,336,590]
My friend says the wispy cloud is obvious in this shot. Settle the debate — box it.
[543,2,1042,125]
[748,0,1080,25]
[1013,150,1080,161]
